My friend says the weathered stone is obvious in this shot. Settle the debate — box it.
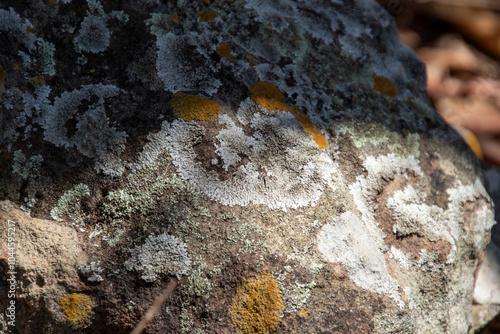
[0,0,496,333]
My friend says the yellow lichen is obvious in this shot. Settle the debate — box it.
[197,8,217,22]
[250,81,328,148]
[171,14,179,23]
[230,272,285,334]
[60,293,94,324]
[372,75,397,98]
[216,43,231,58]
[297,309,309,319]
[171,92,223,122]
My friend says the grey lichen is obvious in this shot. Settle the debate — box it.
[74,15,110,53]
[50,183,90,224]
[124,233,191,282]
[12,150,43,180]
[78,261,104,283]
[164,100,339,210]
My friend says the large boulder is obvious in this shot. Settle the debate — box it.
[0,0,496,333]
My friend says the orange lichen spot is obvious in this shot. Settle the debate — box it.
[0,66,5,81]
[465,131,483,160]
[216,43,231,58]
[26,26,34,33]
[60,293,94,324]
[293,112,328,149]
[202,0,211,4]
[251,81,291,112]
[171,92,223,122]
[244,51,257,67]
[372,75,397,98]
[251,81,328,148]
[230,272,285,334]
[197,8,217,22]
[50,0,57,4]
[297,309,309,319]
[296,35,303,41]
[170,14,179,23]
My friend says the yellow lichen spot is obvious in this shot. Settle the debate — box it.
[197,8,217,22]
[251,81,328,148]
[171,14,179,23]
[26,26,34,33]
[60,293,94,324]
[50,0,57,4]
[230,272,285,334]
[216,43,231,58]
[13,63,21,71]
[171,92,222,122]
[372,75,397,98]
[202,0,211,4]
[297,309,309,319]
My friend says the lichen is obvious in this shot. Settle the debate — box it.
[74,15,110,53]
[59,293,94,325]
[164,99,338,210]
[372,75,397,98]
[123,233,191,282]
[11,150,43,179]
[171,92,223,122]
[230,272,285,334]
[50,183,90,224]
[156,32,221,95]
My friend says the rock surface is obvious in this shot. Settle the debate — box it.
[0,0,497,333]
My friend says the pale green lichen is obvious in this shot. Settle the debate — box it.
[187,256,213,299]
[12,150,43,179]
[50,183,90,224]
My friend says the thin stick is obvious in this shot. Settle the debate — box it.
[130,277,179,334]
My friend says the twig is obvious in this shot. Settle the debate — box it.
[130,277,179,334]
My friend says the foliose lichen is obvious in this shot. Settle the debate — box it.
[124,233,191,282]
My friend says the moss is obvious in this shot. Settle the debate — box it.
[230,272,285,334]
[60,293,94,325]
[171,92,223,122]
[372,75,397,98]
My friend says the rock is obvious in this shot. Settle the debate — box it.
[0,0,496,333]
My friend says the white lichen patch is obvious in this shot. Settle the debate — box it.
[74,15,110,53]
[50,183,90,224]
[164,99,339,210]
[387,179,494,261]
[156,32,221,95]
[317,211,404,308]
[41,84,127,176]
[124,233,191,282]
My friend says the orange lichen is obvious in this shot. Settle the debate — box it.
[244,51,257,67]
[202,0,211,4]
[171,92,223,122]
[197,8,217,22]
[297,309,309,319]
[372,75,397,98]
[251,81,291,113]
[171,14,179,23]
[465,131,483,160]
[0,66,5,81]
[60,293,94,324]
[230,272,285,334]
[216,43,231,58]
[293,111,328,149]
[251,81,328,148]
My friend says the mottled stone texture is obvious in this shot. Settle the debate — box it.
[0,0,496,333]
